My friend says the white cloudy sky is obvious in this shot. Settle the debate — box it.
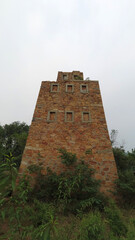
[0,0,135,150]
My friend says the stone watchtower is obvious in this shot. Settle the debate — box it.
[20,71,118,193]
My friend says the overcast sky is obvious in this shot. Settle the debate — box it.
[0,0,135,151]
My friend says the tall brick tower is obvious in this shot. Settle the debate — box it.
[20,71,118,193]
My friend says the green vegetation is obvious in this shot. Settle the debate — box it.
[0,124,135,239]
[113,147,135,207]
[0,121,29,167]
[30,148,105,214]
[110,129,135,207]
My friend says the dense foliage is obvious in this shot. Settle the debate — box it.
[29,148,105,214]
[0,150,135,239]
[0,121,29,167]
[113,147,135,172]
[0,124,135,239]
[113,147,135,207]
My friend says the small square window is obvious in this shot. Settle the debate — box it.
[74,75,83,80]
[66,84,74,93]
[65,111,74,122]
[82,112,91,122]
[47,111,57,122]
[63,74,68,80]
[80,84,88,93]
[74,75,79,80]
[51,83,59,92]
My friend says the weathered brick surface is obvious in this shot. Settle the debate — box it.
[20,71,118,194]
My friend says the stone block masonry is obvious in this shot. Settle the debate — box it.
[20,71,118,194]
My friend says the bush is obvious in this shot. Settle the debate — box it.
[30,167,60,202]
[0,122,29,168]
[104,200,127,237]
[58,148,77,166]
[31,149,106,214]
[116,170,135,207]
[113,147,129,171]
[126,218,135,240]
[26,199,55,228]
[79,212,105,240]
[113,146,135,208]
[0,153,18,198]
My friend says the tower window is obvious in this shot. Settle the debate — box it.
[47,111,57,122]
[82,112,91,122]
[51,83,59,92]
[65,111,74,122]
[80,84,88,93]
[66,84,74,93]
[74,75,83,80]
[63,74,68,80]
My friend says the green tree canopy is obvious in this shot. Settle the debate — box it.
[0,122,29,167]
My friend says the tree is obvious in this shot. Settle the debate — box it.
[111,130,135,206]
[0,122,29,167]
[110,129,118,147]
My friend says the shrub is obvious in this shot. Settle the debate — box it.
[104,200,127,237]
[116,170,135,207]
[0,153,17,197]
[58,148,77,166]
[126,218,135,240]
[30,199,56,227]
[31,167,60,202]
[31,149,106,214]
[113,147,129,171]
[0,121,29,168]
[79,211,105,240]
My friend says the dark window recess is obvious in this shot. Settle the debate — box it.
[74,75,83,80]
[66,84,74,92]
[82,112,90,122]
[50,112,55,121]
[65,111,74,122]
[63,74,68,80]
[80,84,88,93]
[74,75,78,80]
[68,85,72,92]
[83,113,89,121]
[82,85,87,91]
[51,84,59,92]
[47,111,57,122]
[67,112,72,121]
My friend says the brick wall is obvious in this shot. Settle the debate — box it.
[20,71,118,194]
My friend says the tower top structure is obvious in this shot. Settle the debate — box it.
[57,71,84,82]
